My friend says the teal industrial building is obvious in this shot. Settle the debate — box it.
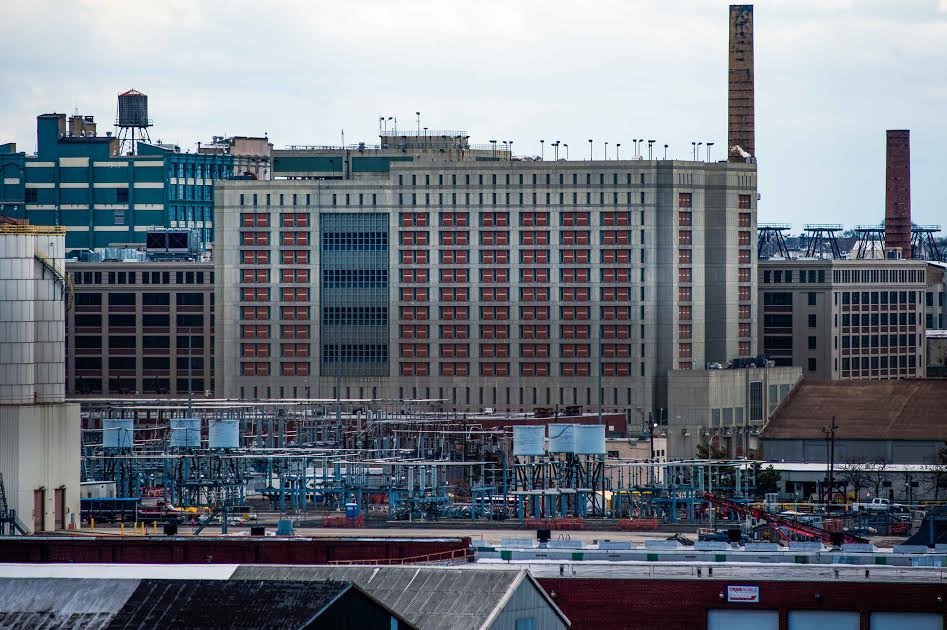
[0,111,235,249]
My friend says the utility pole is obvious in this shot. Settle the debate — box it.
[823,416,838,510]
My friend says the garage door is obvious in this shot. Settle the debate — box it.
[708,610,778,630]
[870,612,942,630]
[788,611,860,630]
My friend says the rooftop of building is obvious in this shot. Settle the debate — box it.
[760,379,947,441]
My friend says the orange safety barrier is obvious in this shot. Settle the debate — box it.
[616,518,660,531]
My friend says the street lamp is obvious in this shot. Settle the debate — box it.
[588,139,593,160]
[706,142,715,162]
[691,141,697,161]
[540,139,544,161]
[563,144,568,160]
[648,140,655,160]
[696,142,703,162]
[616,143,621,160]
[604,142,608,161]
[663,144,669,160]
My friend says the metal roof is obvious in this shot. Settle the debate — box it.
[0,578,139,629]
[232,565,567,630]
[761,379,947,441]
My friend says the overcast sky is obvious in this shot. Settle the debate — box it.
[2,0,945,229]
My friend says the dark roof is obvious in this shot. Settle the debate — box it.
[232,566,568,630]
[108,579,351,629]
[0,578,138,629]
[761,379,947,440]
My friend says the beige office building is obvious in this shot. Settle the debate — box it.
[759,258,927,380]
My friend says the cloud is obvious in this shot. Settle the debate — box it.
[1,0,944,228]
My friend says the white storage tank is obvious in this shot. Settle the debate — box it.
[547,423,576,453]
[513,425,545,456]
[0,232,37,405]
[170,418,201,449]
[208,418,240,449]
[573,425,606,455]
[102,418,134,449]
[32,235,65,403]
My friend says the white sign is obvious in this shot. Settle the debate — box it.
[727,585,760,603]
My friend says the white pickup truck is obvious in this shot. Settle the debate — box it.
[852,497,893,512]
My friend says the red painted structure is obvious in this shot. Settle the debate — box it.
[538,578,947,630]
[885,129,911,258]
[0,535,472,565]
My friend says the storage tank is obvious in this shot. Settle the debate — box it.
[32,235,65,403]
[573,425,606,455]
[117,89,149,127]
[170,418,201,449]
[0,232,36,405]
[547,424,576,453]
[513,425,545,456]
[208,418,240,449]
[102,418,134,449]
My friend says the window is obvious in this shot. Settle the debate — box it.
[808,336,817,350]
[808,292,817,306]
[678,192,692,208]
[749,381,763,421]
[808,314,817,328]
[808,358,817,372]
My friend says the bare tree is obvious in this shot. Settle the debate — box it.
[838,458,872,502]
[864,458,889,499]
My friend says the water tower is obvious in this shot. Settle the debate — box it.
[115,89,152,155]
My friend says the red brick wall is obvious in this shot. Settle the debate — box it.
[538,577,946,630]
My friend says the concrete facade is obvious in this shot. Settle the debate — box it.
[65,259,214,397]
[0,227,81,532]
[759,258,927,380]
[666,365,802,459]
[213,139,758,419]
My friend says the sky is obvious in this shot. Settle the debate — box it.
[1,0,945,230]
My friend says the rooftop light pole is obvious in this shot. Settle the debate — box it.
[691,141,697,161]
[588,139,592,161]
[637,139,645,158]
[632,139,639,157]
[664,144,669,160]
[616,143,621,160]
[604,141,608,161]
[540,139,544,161]
[416,112,421,136]
[648,140,655,160]
[706,142,714,162]
[563,144,568,160]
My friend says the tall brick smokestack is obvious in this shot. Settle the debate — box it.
[728,5,754,162]
[885,130,911,258]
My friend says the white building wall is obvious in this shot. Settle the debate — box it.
[0,403,81,532]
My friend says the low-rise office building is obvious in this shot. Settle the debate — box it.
[666,365,802,459]
[758,258,927,380]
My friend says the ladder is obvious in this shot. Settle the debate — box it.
[0,473,29,535]
[34,247,73,311]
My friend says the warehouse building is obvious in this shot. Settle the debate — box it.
[760,379,947,464]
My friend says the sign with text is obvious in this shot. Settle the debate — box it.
[726,585,760,603]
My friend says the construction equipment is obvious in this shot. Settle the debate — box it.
[704,492,869,545]
[0,473,29,535]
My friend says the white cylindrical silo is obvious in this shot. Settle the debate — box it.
[573,425,606,455]
[513,425,545,456]
[0,233,37,405]
[208,418,240,449]
[170,418,202,449]
[32,234,66,403]
[547,424,576,453]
